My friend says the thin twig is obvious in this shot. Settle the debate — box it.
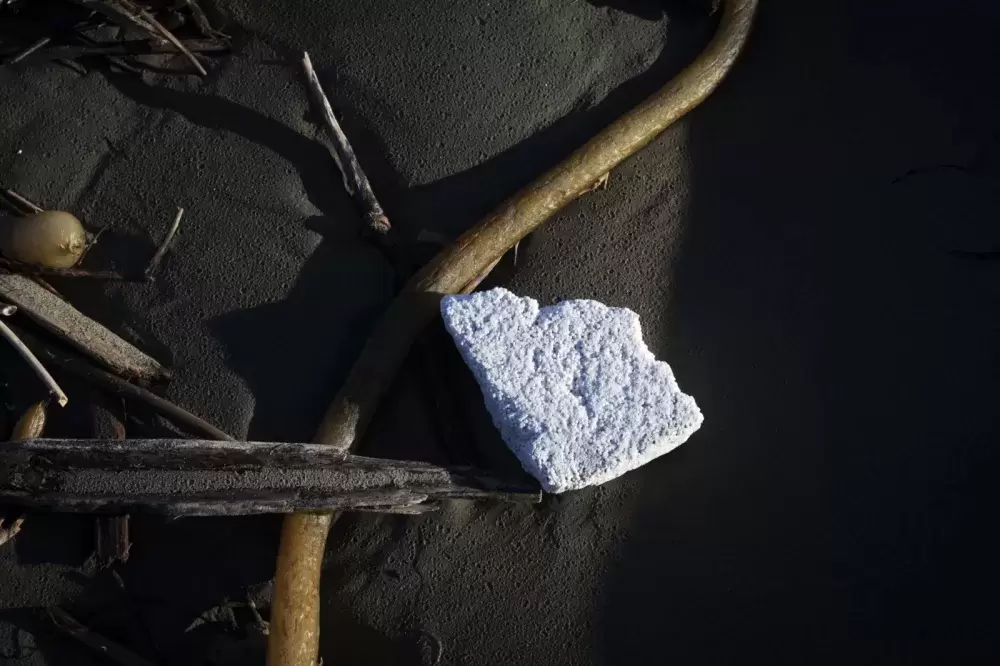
[144,207,182,279]
[0,318,68,406]
[301,52,391,237]
[49,606,156,666]
[7,36,52,65]
[15,326,232,441]
[0,259,137,280]
[2,188,42,214]
[138,8,207,76]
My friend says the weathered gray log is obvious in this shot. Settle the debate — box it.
[0,439,540,516]
[0,273,169,382]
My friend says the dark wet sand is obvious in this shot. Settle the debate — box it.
[1,0,999,663]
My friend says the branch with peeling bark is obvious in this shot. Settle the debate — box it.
[269,1,759,663]
[0,438,540,515]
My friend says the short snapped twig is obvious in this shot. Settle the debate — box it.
[301,52,391,238]
[0,317,68,406]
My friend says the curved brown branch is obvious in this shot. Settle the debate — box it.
[268,2,758,663]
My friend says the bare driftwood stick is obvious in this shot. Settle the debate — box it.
[49,606,156,666]
[15,328,232,441]
[301,52,390,237]
[138,8,208,76]
[19,39,229,63]
[93,401,131,568]
[2,188,43,214]
[0,317,68,406]
[0,438,541,516]
[0,259,138,281]
[144,207,183,279]
[7,36,52,65]
[0,273,170,382]
[270,2,759,663]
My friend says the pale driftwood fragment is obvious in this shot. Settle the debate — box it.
[0,439,541,516]
[0,273,169,382]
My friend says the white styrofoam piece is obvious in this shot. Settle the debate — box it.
[441,288,703,493]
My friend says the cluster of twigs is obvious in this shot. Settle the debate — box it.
[0,0,229,75]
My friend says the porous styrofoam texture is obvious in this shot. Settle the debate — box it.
[441,288,703,493]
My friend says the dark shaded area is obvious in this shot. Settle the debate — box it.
[598,1,1000,663]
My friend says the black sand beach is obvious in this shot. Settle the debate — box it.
[1,0,999,663]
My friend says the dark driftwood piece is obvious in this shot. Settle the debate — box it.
[25,39,229,61]
[93,401,131,568]
[0,439,541,516]
[15,329,232,441]
[95,514,131,566]
[301,52,390,238]
[0,273,170,382]
[49,606,155,666]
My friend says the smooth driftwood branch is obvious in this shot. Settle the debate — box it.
[14,327,233,441]
[301,52,391,237]
[0,318,68,406]
[0,438,541,516]
[269,1,759,664]
[0,273,170,382]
